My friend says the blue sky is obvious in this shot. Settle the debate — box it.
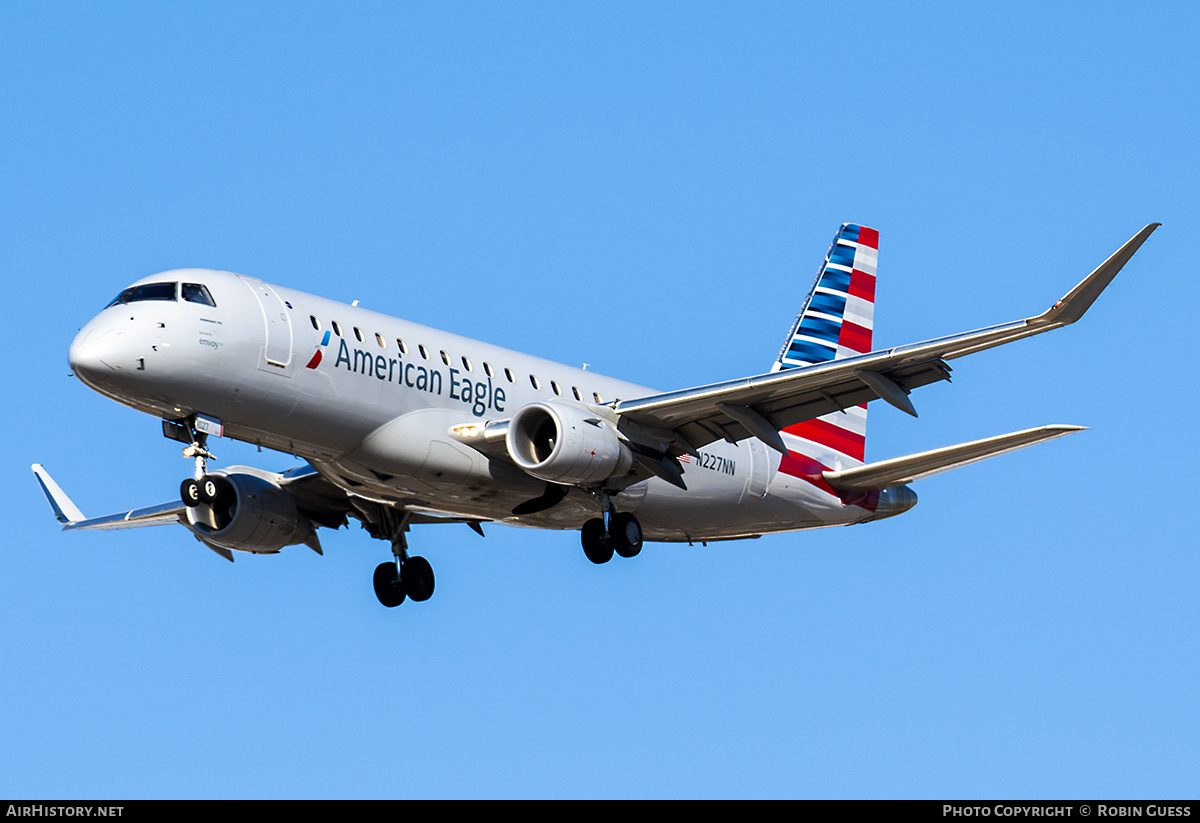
[2,2,1196,799]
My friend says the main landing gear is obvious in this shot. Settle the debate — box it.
[373,556,434,607]
[358,504,436,608]
[580,510,643,564]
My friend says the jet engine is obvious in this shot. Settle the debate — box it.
[185,471,314,553]
[506,401,633,486]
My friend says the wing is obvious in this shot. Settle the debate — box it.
[32,463,186,530]
[276,463,489,529]
[613,224,1158,457]
[33,463,487,539]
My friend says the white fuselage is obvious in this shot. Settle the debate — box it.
[69,269,912,542]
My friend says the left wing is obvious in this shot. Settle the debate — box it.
[33,462,487,540]
[32,463,186,531]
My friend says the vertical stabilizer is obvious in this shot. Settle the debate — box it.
[772,224,878,463]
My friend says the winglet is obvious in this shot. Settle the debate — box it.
[31,464,86,525]
[1031,223,1160,328]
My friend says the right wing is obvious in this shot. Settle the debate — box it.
[612,224,1159,458]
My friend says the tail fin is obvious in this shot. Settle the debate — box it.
[772,223,878,370]
[772,223,879,463]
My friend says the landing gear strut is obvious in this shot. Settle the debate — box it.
[580,507,643,564]
[172,418,225,511]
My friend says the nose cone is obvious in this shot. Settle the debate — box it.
[69,324,104,384]
[69,318,129,392]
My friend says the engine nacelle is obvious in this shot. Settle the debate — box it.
[186,471,313,554]
[505,401,633,486]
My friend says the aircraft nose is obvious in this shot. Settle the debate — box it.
[68,321,125,389]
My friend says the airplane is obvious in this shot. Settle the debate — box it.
[33,222,1159,608]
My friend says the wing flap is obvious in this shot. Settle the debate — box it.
[822,424,1086,491]
[623,354,955,453]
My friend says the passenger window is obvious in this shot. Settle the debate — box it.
[310,316,321,330]
[594,392,603,403]
[530,375,540,390]
[484,362,494,378]
[332,321,342,337]
[376,333,386,349]
[440,351,450,366]
[572,387,582,401]
[551,381,561,396]
[504,368,514,383]
[354,327,363,342]
[419,345,429,360]
[462,356,472,371]
[397,339,408,354]
[182,283,216,307]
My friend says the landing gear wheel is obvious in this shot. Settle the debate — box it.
[610,512,643,558]
[373,562,406,607]
[581,518,614,564]
[402,556,435,602]
[180,478,202,508]
[198,474,221,504]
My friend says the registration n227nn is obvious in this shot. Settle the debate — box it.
[33,223,1158,607]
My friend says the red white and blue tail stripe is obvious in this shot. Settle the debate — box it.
[772,223,877,370]
[772,223,878,464]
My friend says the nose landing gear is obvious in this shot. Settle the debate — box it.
[170,417,222,509]
[180,473,228,507]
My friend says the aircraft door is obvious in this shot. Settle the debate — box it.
[746,439,772,499]
[242,279,294,374]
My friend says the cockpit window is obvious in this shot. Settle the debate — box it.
[182,283,217,307]
[106,282,177,308]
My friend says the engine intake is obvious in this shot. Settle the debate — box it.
[186,471,313,553]
[506,402,633,486]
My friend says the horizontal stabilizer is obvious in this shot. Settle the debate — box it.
[822,424,1085,492]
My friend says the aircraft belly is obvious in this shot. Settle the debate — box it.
[633,459,867,541]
